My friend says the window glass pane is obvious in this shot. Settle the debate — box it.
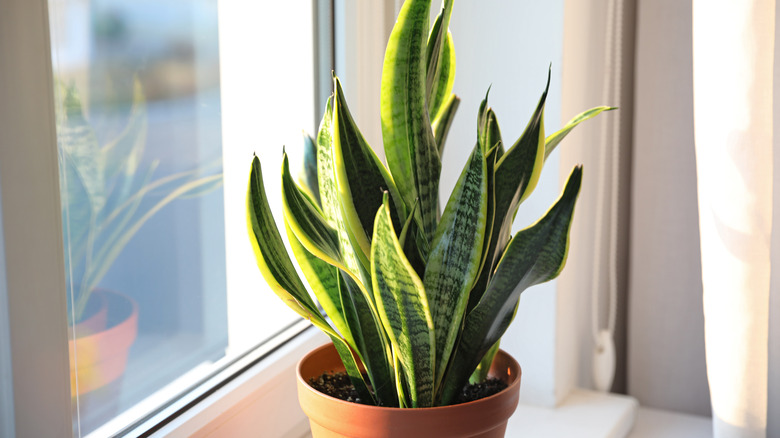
[47,0,318,435]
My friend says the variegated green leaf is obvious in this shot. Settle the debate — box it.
[544,106,617,161]
[485,108,503,158]
[432,93,460,157]
[468,144,499,311]
[285,222,352,347]
[281,153,341,265]
[476,87,491,152]
[469,339,500,384]
[247,155,373,403]
[317,96,370,286]
[483,70,550,291]
[332,77,405,260]
[317,96,338,227]
[338,271,398,407]
[495,69,549,204]
[371,194,436,407]
[440,166,582,404]
[426,0,455,118]
[381,0,441,245]
[424,144,487,388]
[282,151,376,308]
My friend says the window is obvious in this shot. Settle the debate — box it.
[2,0,329,436]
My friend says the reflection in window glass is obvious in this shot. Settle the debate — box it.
[48,0,317,435]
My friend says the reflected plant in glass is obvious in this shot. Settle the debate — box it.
[57,78,223,325]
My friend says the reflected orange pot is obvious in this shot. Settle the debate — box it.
[297,343,522,438]
[69,289,138,396]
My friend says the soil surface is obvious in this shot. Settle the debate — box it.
[308,372,508,406]
[308,372,368,404]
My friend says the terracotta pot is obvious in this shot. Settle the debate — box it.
[297,343,522,438]
[69,289,138,396]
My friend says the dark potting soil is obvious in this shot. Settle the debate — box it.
[308,372,508,406]
[308,372,368,404]
[453,378,508,404]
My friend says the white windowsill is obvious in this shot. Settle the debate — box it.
[629,407,712,438]
[507,389,637,437]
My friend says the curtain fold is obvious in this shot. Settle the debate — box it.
[692,1,774,436]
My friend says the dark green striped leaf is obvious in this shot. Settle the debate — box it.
[432,93,460,157]
[485,108,503,158]
[371,194,436,407]
[476,87,491,153]
[332,77,405,260]
[469,339,500,384]
[317,96,338,226]
[338,271,398,407]
[468,143,499,311]
[426,0,455,118]
[440,166,583,404]
[424,144,487,387]
[285,222,352,346]
[281,153,341,265]
[247,155,373,403]
[484,70,550,291]
[381,0,441,245]
[316,96,370,285]
[545,106,617,161]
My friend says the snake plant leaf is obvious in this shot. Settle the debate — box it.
[332,77,405,259]
[467,143,500,311]
[440,166,582,404]
[496,69,549,204]
[338,271,399,407]
[317,96,339,227]
[399,201,427,279]
[371,193,436,407]
[476,86,491,152]
[485,108,503,158]
[423,144,487,387]
[316,96,368,285]
[426,0,455,118]
[469,339,500,384]
[381,0,441,245]
[544,106,617,161]
[432,94,460,157]
[281,152,342,265]
[469,298,517,384]
[285,222,353,346]
[297,132,321,206]
[484,70,550,289]
[248,155,373,403]
[398,199,419,248]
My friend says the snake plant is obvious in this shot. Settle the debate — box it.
[247,0,613,408]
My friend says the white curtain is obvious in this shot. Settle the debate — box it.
[693,1,774,437]
[563,0,778,436]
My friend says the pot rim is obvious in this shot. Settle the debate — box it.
[296,342,522,411]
